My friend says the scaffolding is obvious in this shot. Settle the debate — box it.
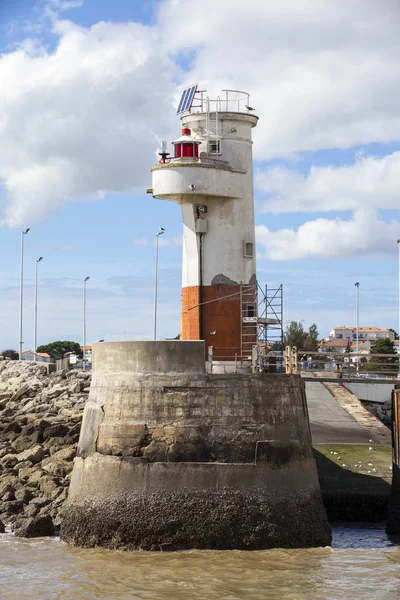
[254,283,284,372]
[258,284,283,348]
[206,282,283,373]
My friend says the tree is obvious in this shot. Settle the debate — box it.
[270,341,284,351]
[284,321,307,349]
[371,337,396,356]
[304,323,320,351]
[36,341,82,360]
[1,349,18,360]
[369,337,397,372]
[389,328,399,340]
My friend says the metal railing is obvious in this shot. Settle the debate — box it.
[193,89,251,115]
[205,343,400,378]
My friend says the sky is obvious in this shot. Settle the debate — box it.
[1,0,400,350]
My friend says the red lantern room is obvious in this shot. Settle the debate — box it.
[172,127,201,159]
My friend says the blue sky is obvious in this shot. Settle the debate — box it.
[0,0,400,350]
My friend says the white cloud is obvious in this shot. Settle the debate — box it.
[134,235,182,248]
[158,234,182,248]
[256,151,400,213]
[134,238,149,247]
[43,0,84,20]
[1,0,400,246]
[159,0,400,159]
[256,209,400,260]
[0,19,177,226]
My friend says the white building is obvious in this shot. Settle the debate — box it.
[319,339,350,353]
[328,326,394,342]
[20,350,52,363]
[81,346,92,364]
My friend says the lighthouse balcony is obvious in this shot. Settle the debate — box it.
[151,159,245,201]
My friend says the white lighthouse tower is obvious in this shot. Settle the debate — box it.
[151,88,259,365]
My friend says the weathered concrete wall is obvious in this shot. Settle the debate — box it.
[346,381,394,403]
[62,340,331,550]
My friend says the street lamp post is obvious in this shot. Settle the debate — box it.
[83,276,90,370]
[33,257,43,361]
[19,228,30,359]
[153,227,165,340]
[355,282,360,376]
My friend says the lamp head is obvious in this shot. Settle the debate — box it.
[37,256,43,263]
[23,228,30,234]
[157,227,165,236]
[355,282,359,287]
[84,276,90,282]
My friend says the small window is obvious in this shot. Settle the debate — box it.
[209,139,221,154]
[247,305,255,318]
[244,241,254,257]
[337,334,343,339]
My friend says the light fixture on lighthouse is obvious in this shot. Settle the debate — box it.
[158,141,170,164]
[172,127,201,160]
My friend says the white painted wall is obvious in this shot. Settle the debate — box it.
[151,110,258,288]
[329,327,394,341]
[346,381,394,403]
[152,164,244,200]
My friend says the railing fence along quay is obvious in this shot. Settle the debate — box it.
[206,346,400,379]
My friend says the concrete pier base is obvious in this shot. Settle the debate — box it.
[62,340,331,550]
[63,456,330,550]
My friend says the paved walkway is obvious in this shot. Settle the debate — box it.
[323,382,392,446]
[306,381,373,444]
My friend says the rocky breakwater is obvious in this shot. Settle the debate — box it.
[0,361,89,537]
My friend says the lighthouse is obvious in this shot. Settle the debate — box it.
[151,88,259,364]
[63,90,331,553]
